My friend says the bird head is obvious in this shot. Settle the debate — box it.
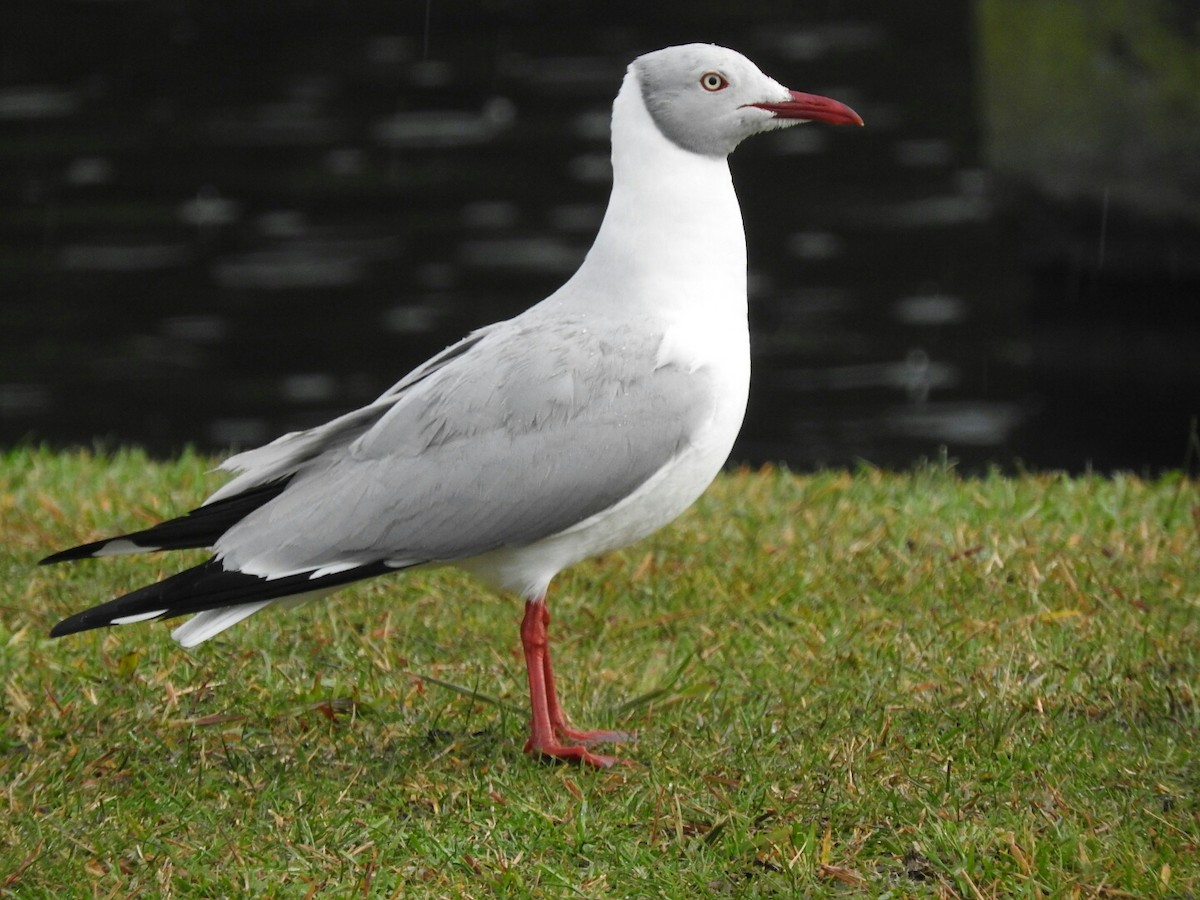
[633,43,863,157]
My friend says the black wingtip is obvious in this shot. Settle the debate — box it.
[48,615,89,638]
[47,558,398,641]
[48,601,155,638]
[41,535,169,565]
[40,545,102,566]
[40,478,295,567]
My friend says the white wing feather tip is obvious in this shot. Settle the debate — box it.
[111,609,169,626]
[95,538,162,557]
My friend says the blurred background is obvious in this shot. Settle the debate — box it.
[1,0,1197,473]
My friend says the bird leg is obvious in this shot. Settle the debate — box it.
[520,595,634,768]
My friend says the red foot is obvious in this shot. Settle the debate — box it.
[524,736,629,769]
[520,595,637,769]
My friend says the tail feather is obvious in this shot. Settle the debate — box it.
[39,478,293,565]
[171,600,275,647]
[48,558,394,639]
[171,589,333,647]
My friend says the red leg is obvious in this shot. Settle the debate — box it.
[520,596,634,768]
[538,600,636,746]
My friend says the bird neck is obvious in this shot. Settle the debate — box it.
[564,70,748,317]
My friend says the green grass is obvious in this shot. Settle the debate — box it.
[2,447,1198,897]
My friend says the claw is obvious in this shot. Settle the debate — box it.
[555,725,637,747]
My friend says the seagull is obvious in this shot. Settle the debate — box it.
[41,44,862,768]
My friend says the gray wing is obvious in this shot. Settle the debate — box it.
[205,328,494,504]
[214,314,714,575]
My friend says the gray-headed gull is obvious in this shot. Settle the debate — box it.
[42,44,862,767]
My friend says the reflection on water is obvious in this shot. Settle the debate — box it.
[1,2,1196,472]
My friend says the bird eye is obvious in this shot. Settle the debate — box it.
[699,71,728,92]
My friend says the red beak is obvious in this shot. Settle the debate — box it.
[747,90,864,127]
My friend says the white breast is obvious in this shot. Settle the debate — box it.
[458,319,749,600]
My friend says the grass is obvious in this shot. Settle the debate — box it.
[2,447,1198,897]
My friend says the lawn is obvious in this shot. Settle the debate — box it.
[2,448,1197,897]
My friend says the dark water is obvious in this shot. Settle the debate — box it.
[2,2,1197,472]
